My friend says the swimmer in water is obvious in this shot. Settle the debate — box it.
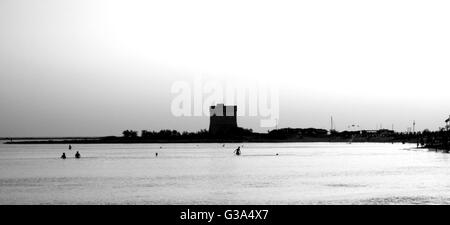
[234,147,241,156]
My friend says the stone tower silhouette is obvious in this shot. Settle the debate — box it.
[209,104,238,135]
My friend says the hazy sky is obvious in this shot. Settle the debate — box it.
[1,0,450,137]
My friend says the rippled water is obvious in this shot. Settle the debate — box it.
[1,142,450,205]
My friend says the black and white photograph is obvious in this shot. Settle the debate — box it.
[1,0,450,222]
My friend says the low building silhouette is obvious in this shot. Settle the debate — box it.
[209,104,238,135]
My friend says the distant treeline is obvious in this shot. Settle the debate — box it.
[6,127,449,146]
[417,129,450,151]
[115,127,443,144]
[121,127,254,141]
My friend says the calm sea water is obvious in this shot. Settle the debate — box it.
[1,142,450,205]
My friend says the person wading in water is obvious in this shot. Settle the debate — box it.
[61,153,66,159]
[234,146,241,156]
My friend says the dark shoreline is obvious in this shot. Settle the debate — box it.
[3,127,430,145]
[4,137,417,145]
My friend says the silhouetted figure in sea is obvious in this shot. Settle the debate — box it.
[234,146,241,156]
[61,153,66,159]
[155,152,158,157]
[75,151,81,159]
[69,145,72,150]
